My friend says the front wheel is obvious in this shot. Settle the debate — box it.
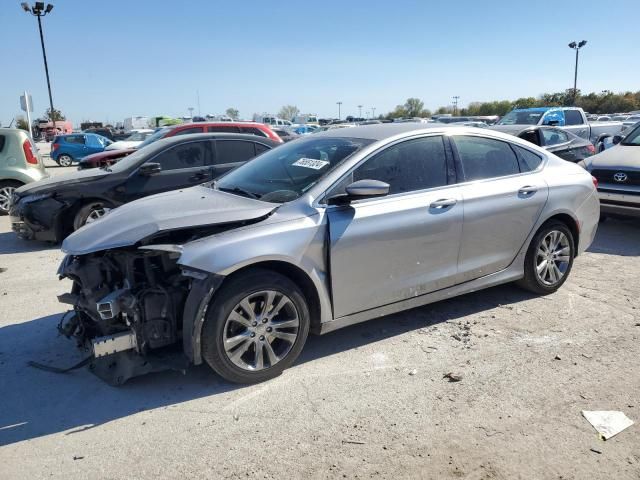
[73,202,112,230]
[201,269,310,383]
[517,220,575,295]
[57,154,73,167]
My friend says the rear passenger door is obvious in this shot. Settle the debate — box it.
[451,135,549,283]
[562,109,589,140]
[124,140,212,201]
[213,139,264,177]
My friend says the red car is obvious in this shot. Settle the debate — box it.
[77,122,282,169]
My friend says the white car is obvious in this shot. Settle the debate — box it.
[105,129,154,150]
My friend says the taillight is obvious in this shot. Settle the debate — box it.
[22,139,38,165]
[587,144,595,155]
[592,176,598,189]
[52,143,59,151]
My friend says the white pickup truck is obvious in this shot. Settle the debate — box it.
[498,107,624,150]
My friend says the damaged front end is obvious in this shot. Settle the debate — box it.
[57,247,196,385]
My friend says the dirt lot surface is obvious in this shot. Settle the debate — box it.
[1,163,639,479]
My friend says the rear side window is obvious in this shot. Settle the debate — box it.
[541,128,569,146]
[0,135,5,152]
[254,143,270,155]
[174,127,203,136]
[564,110,584,126]
[216,140,257,164]
[152,141,207,170]
[65,135,86,145]
[208,126,241,133]
[240,127,267,137]
[353,136,448,194]
[513,145,543,172]
[454,136,520,181]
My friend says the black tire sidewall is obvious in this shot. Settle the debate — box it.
[201,270,310,384]
[525,221,575,294]
[58,155,73,166]
[73,202,105,230]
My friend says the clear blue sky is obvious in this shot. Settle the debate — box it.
[1,0,638,126]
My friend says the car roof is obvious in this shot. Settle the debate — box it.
[171,121,269,129]
[145,132,277,152]
[312,122,456,140]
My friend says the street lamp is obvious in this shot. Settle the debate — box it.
[336,101,342,120]
[452,96,460,115]
[371,107,376,118]
[21,2,56,123]
[357,105,363,118]
[568,40,587,105]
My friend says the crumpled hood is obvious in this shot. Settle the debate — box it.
[62,186,278,255]
[16,168,109,195]
[588,145,640,171]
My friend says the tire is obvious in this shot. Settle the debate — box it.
[73,202,111,230]
[201,269,310,384]
[57,154,73,167]
[0,180,22,215]
[517,220,575,295]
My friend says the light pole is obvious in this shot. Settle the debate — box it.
[188,107,194,119]
[452,96,460,115]
[568,40,587,105]
[371,107,376,119]
[336,101,342,120]
[21,2,56,123]
[357,105,363,118]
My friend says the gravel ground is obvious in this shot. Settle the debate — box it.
[0,166,639,479]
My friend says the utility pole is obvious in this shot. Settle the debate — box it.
[188,107,194,119]
[357,105,363,118]
[371,107,376,118]
[568,40,587,105]
[336,101,342,120]
[21,2,56,124]
[452,96,460,115]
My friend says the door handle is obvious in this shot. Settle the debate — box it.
[518,186,538,195]
[429,198,457,209]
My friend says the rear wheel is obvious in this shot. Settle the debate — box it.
[0,180,22,215]
[57,154,73,167]
[517,220,575,295]
[201,269,310,384]
[73,202,112,230]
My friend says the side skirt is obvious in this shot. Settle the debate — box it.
[318,262,524,334]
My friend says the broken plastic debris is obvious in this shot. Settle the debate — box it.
[582,410,634,440]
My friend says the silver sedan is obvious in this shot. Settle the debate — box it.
[59,124,600,384]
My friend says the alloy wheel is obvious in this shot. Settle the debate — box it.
[84,206,111,225]
[223,290,300,371]
[58,155,72,167]
[0,186,16,213]
[535,230,571,286]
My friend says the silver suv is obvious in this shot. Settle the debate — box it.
[0,129,49,214]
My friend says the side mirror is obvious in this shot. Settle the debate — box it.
[327,179,390,204]
[612,135,623,145]
[139,162,162,176]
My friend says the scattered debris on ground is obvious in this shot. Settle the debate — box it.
[582,411,635,440]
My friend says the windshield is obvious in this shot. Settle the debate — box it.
[498,111,544,125]
[621,124,640,145]
[215,136,373,203]
[135,127,170,149]
[126,131,152,141]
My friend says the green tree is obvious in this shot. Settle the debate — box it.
[404,98,425,117]
[45,108,65,121]
[225,108,239,120]
[278,105,299,121]
[16,117,30,131]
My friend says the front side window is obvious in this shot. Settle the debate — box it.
[151,141,207,170]
[351,136,448,194]
[216,140,257,164]
[454,136,520,181]
[66,135,85,145]
[541,128,569,146]
[215,137,372,203]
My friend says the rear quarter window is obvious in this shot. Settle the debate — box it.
[513,145,543,172]
[0,135,5,153]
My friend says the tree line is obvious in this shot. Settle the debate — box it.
[384,89,640,119]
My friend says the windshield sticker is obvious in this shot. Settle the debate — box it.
[292,158,330,170]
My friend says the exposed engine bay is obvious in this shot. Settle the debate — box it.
[58,248,192,385]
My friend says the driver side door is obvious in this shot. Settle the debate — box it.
[326,135,463,318]
[123,140,213,202]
